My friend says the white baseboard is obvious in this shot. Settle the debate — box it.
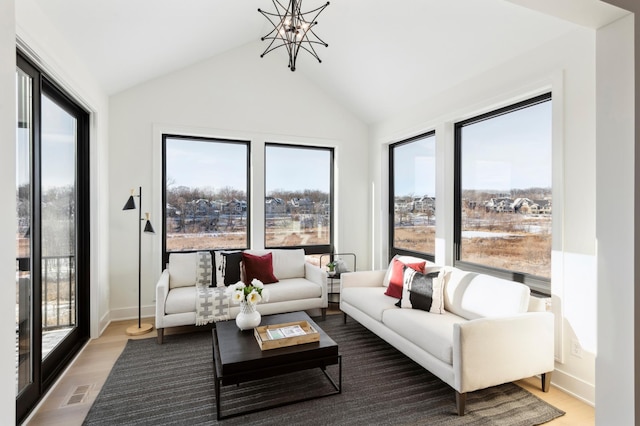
[551,368,595,406]
[108,304,156,323]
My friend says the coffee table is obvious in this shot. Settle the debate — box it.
[212,311,342,420]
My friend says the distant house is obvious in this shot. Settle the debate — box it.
[413,196,435,213]
[166,203,178,217]
[223,199,246,215]
[194,198,210,215]
[485,197,514,213]
[535,199,552,215]
[289,197,313,214]
[265,197,286,215]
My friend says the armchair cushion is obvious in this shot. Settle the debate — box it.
[168,252,198,289]
[261,277,322,303]
[165,287,196,315]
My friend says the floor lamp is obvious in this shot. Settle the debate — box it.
[123,186,155,336]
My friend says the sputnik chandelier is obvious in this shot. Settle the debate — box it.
[258,0,330,71]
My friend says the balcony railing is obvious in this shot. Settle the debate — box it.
[16,255,76,331]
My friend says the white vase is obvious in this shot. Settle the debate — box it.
[235,302,261,330]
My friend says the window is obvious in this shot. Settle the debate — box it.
[264,143,333,254]
[162,135,250,261]
[454,93,552,293]
[389,132,436,261]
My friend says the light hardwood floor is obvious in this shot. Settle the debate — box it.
[23,316,594,425]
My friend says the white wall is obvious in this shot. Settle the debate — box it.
[108,41,369,320]
[596,12,636,425]
[15,0,111,337]
[1,2,17,424]
[370,27,598,404]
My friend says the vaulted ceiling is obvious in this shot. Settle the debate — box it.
[29,0,628,123]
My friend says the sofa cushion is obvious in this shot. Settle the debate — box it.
[242,252,279,284]
[342,287,400,322]
[382,308,466,366]
[262,278,321,303]
[384,258,426,299]
[168,252,198,289]
[244,249,306,279]
[215,250,243,286]
[397,268,444,314]
[165,286,196,314]
[443,267,531,320]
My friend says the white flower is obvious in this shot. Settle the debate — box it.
[247,290,262,305]
[232,281,246,290]
[231,290,244,304]
[251,279,264,289]
[260,287,270,303]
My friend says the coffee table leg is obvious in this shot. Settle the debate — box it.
[321,355,342,393]
[215,377,221,420]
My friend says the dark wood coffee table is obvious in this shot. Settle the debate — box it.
[212,311,341,420]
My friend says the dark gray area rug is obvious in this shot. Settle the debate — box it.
[83,314,564,426]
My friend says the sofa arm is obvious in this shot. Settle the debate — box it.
[340,270,387,289]
[155,269,170,328]
[305,262,328,307]
[453,312,554,393]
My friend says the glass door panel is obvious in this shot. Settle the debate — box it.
[40,94,77,359]
[16,67,33,395]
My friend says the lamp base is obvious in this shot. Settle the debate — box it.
[126,323,154,336]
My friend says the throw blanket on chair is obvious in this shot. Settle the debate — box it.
[195,251,231,325]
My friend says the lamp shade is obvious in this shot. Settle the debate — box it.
[144,218,155,234]
[123,195,136,210]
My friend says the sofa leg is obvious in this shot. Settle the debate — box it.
[541,372,552,392]
[343,312,347,324]
[321,308,327,321]
[157,328,164,344]
[456,392,466,416]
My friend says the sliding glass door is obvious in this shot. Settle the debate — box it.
[16,53,90,424]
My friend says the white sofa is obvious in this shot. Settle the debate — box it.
[339,257,554,415]
[155,248,328,343]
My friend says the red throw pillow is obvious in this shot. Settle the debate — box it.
[242,252,279,285]
[384,258,426,299]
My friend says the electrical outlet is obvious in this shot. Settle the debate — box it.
[570,338,583,358]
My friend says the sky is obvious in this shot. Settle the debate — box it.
[165,138,248,190]
[17,94,76,189]
[165,139,331,194]
[265,145,330,194]
[461,100,552,191]
[394,134,436,197]
[394,99,552,197]
[23,98,550,197]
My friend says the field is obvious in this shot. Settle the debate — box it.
[165,206,552,279]
[166,228,329,251]
[394,209,551,278]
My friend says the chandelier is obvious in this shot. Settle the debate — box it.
[258,0,330,71]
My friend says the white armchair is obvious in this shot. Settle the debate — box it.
[155,249,328,344]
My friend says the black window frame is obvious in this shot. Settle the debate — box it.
[16,52,91,424]
[264,142,334,255]
[454,93,552,296]
[161,134,251,266]
[388,131,436,263]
